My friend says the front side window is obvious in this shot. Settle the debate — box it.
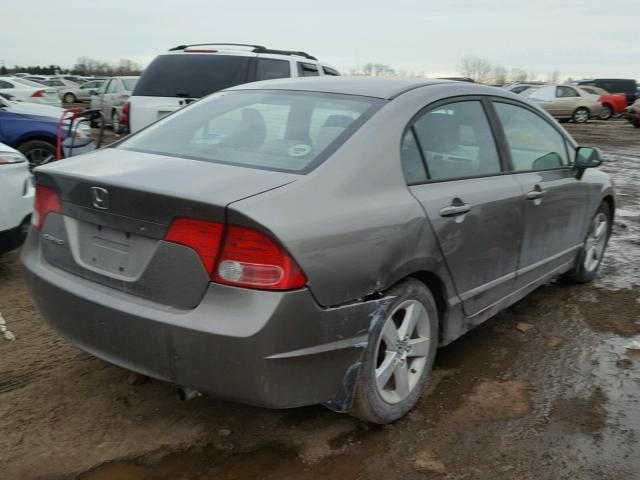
[297,62,319,77]
[411,100,501,181]
[323,67,340,76]
[0,80,13,89]
[98,81,109,94]
[119,90,381,173]
[494,102,569,171]
[256,59,291,81]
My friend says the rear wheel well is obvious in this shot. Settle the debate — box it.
[17,135,56,149]
[409,271,447,342]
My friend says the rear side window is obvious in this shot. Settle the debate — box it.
[122,78,138,91]
[256,59,291,81]
[557,86,578,97]
[133,54,251,98]
[119,91,381,173]
[401,129,428,183]
[297,63,319,77]
[411,101,501,181]
[106,80,117,94]
[0,80,13,89]
[494,102,569,171]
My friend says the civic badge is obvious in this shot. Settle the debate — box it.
[91,187,109,210]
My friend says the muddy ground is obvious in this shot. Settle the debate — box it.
[1,120,639,480]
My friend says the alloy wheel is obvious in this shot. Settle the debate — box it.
[25,148,54,169]
[374,300,431,404]
[583,212,608,272]
[574,108,589,123]
[112,111,120,133]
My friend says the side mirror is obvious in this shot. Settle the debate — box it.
[575,146,602,168]
[89,89,97,95]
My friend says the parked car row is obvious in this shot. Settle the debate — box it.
[503,78,638,124]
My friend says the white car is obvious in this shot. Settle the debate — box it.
[90,76,139,133]
[128,43,339,133]
[0,143,33,254]
[0,77,61,106]
[40,78,81,98]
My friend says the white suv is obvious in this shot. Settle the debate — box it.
[128,43,339,133]
[0,143,34,255]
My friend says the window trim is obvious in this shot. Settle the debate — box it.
[402,95,510,186]
[488,97,576,174]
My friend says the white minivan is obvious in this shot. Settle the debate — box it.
[0,143,34,254]
[127,43,339,133]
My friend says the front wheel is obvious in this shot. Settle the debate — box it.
[351,279,438,424]
[63,92,76,104]
[599,104,613,120]
[573,107,590,123]
[566,203,612,283]
[18,140,56,170]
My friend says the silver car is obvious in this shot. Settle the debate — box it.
[59,79,105,104]
[522,85,604,123]
[22,78,614,423]
[89,76,138,133]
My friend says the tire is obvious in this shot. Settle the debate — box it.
[63,92,76,104]
[565,203,612,283]
[599,104,613,120]
[633,122,640,129]
[573,107,590,123]
[112,110,120,134]
[351,279,439,424]
[18,140,56,170]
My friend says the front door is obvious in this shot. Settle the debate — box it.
[492,100,592,289]
[406,99,524,316]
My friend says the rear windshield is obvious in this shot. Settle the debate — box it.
[118,90,382,173]
[133,54,251,98]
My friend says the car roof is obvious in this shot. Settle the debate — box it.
[225,76,463,99]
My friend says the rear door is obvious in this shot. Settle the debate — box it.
[129,53,252,133]
[101,78,118,117]
[491,100,592,289]
[554,86,581,116]
[406,98,524,316]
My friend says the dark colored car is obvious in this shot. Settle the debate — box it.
[624,98,640,128]
[22,78,614,424]
[576,79,638,106]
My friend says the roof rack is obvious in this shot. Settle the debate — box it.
[168,43,317,61]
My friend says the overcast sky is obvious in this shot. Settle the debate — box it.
[2,0,639,80]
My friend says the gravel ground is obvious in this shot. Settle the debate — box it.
[0,119,639,480]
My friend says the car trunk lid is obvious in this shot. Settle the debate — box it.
[34,148,297,308]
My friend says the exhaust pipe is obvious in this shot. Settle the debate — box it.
[176,386,201,402]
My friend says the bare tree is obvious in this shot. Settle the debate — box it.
[492,65,507,84]
[547,70,561,84]
[362,63,395,76]
[509,68,528,82]
[458,55,493,83]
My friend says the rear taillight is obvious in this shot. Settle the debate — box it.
[120,102,130,131]
[213,225,307,290]
[165,218,224,273]
[164,220,307,290]
[31,90,44,98]
[32,184,61,231]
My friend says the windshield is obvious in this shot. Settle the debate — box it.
[133,54,251,98]
[118,90,382,173]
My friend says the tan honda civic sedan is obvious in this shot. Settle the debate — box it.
[522,85,603,123]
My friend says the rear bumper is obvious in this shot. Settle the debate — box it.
[22,232,381,409]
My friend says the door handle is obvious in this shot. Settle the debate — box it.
[440,204,472,217]
[525,189,546,200]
